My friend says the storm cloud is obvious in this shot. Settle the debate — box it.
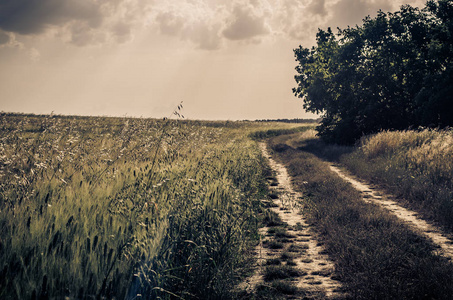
[0,0,143,46]
[328,0,393,29]
[222,4,270,41]
[0,0,102,35]
[0,30,10,45]
[308,0,328,16]
[0,0,428,123]
[154,6,223,50]
[0,0,425,49]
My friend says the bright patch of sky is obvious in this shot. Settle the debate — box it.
[0,0,424,120]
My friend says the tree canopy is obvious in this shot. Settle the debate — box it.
[293,0,453,144]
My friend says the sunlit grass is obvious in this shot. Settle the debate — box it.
[268,132,453,299]
[285,127,453,233]
[342,128,453,231]
[0,113,302,299]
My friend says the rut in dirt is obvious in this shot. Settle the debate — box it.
[330,164,453,260]
[240,143,347,299]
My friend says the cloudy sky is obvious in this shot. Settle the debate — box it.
[0,0,424,120]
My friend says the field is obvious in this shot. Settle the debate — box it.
[2,113,453,299]
[0,113,305,299]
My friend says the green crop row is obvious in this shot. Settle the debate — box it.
[0,114,293,299]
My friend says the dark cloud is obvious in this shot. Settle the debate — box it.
[274,0,318,41]
[222,4,270,41]
[155,9,222,50]
[0,0,417,50]
[274,0,412,43]
[187,22,222,50]
[111,21,132,43]
[308,0,327,16]
[68,22,105,46]
[155,2,269,49]
[0,0,142,46]
[0,0,102,35]
[329,0,392,29]
[155,11,185,36]
[0,30,10,45]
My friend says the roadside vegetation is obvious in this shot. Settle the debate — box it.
[268,131,453,299]
[249,125,313,140]
[3,112,453,299]
[0,113,303,299]
[298,128,453,235]
[341,128,453,233]
[294,0,453,144]
[289,0,453,295]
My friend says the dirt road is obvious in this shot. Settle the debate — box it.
[240,144,346,298]
[330,164,453,260]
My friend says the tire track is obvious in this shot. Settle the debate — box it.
[330,164,453,260]
[239,144,346,298]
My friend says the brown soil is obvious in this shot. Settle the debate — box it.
[330,164,453,260]
[239,144,346,298]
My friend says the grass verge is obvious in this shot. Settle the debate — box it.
[268,133,453,299]
[296,128,453,234]
[341,129,453,233]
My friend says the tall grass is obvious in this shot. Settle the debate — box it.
[268,133,453,299]
[0,113,289,299]
[341,128,453,231]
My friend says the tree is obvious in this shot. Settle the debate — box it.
[416,0,453,127]
[294,0,453,144]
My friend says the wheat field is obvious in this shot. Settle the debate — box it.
[0,113,306,299]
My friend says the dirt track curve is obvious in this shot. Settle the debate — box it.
[330,164,453,260]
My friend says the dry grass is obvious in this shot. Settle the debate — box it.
[268,132,453,299]
[343,128,453,231]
